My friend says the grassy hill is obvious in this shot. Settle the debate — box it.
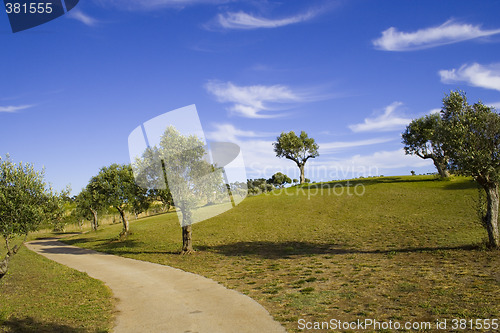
[64,176,500,332]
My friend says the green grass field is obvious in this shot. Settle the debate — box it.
[61,176,500,332]
[0,240,115,333]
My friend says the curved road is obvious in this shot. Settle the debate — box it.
[26,238,286,333]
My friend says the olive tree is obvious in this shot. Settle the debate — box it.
[268,172,291,188]
[273,131,319,184]
[89,164,138,237]
[133,127,223,254]
[440,91,500,248]
[402,113,450,178]
[0,155,53,278]
[74,187,106,231]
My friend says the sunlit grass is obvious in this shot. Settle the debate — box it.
[0,242,115,332]
[64,175,500,332]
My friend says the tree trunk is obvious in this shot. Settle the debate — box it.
[181,225,194,254]
[91,209,98,231]
[484,184,500,248]
[299,164,305,184]
[0,255,10,279]
[433,158,450,178]
[0,234,27,279]
[116,206,129,236]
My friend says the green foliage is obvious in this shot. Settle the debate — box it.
[0,155,55,277]
[441,91,500,184]
[402,113,449,177]
[0,155,52,240]
[268,172,292,188]
[273,131,319,184]
[247,178,274,195]
[46,187,72,232]
[90,164,137,212]
[87,163,141,235]
[440,90,500,248]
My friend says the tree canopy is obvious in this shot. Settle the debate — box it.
[88,164,138,237]
[273,131,319,184]
[0,155,53,278]
[439,91,500,247]
[402,113,450,178]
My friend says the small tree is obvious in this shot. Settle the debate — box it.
[89,164,138,237]
[440,91,500,248]
[268,172,292,188]
[402,113,450,178]
[0,155,52,278]
[46,187,72,232]
[74,187,105,231]
[273,131,319,184]
[133,127,223,254]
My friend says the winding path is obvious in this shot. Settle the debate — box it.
[25,238,286,333]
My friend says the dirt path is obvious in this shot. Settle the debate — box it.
[25,238,286,333]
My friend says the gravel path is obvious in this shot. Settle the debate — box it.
[26,238,286,333]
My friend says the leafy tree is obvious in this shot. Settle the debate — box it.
[292,178,299,184]
[273,131,319,184]
[440,91,500,248]
[130,187,152,219]
[74,187,105,231]
[89,164,138,237]
[46,187,72,232]
[268,172,292,188]
[402,113,450,178]
[133,126,223,254]
[0,155,53,278]
[246,178,274,195]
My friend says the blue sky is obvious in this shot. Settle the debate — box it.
[2,0,500,194]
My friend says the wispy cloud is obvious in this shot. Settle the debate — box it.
[68,9,98,26]
[216,9,319,30]
[373,20,500,51]
[205,81,312,118]
[319,138,394,153]
[439,62,500,92]
[92,0,226,11]
[0,105,34,113]
[349,102,411,133]
[487,101,500,110]
[206,123,273,142]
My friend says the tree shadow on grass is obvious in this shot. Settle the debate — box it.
[0,317,87,333]
[197,241,482,259]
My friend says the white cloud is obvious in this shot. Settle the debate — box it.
[439,62,500,92]
[205,81,306,118]
[487,101,500,110]
[319,138,394,153]
[92,0,226,10]
[373,20,500,51]
[429,108,441,114]
[206,123,273,142]
[0,105,33,113]
[68,9,98,26]
[216,9,318,30]
[349,102,411,133]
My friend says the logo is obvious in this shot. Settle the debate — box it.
[128,105,247,227]
[3,0,79,33]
